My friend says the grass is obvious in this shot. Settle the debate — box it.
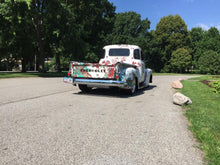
[0,71,67,79]
[0,71,201,78]
[188,75,220,81]
[153,72,201,76]
[180,77,220,164]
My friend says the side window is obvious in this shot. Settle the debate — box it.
[134,49,140,59]
[102,49,105,58]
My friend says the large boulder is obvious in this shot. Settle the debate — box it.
[172,79,183,89]
[173,92,192,106]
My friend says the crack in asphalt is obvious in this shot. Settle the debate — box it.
[0,90,71,106]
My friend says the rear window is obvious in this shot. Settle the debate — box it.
[109,49,130,56]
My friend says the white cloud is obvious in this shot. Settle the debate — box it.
[196,23,210,31]
[195,23,220,31]
[196,23,220,31]
[216,25,220,30]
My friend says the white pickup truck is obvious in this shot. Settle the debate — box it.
[64,45,152,95]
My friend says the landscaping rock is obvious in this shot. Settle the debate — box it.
[172,79,183,89]
[173,92,192,106]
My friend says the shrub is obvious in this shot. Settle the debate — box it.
[210,81,220,93]
[170,48,192,73]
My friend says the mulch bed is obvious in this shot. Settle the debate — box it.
[201,80,214,88]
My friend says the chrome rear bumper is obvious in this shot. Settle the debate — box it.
[74,78,128,88]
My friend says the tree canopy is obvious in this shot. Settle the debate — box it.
[105,11,150,44]
[0,0,116,71]
[155,15,190,72]
[0,1,220,74]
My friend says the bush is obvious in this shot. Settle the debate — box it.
[210,81,220,93]
[170,48,192,73]
[198,50,220,75]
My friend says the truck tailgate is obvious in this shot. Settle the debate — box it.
[70,62,115,79]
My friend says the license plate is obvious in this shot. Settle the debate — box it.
[63,77,73,84]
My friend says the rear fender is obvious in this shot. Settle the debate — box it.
[125,67,139,87]
[143,68,152,85]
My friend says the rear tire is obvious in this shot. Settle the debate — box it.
[128,78,137,95]
[150,75,153,83]
[78,84,92,92]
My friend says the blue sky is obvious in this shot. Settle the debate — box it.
[108,0,220,31]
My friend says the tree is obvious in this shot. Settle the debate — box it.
[191,27,220,70]
[66,0,116,61]
[13,1,34,72]
[0,1,14,70]
[43,0,70,72]
[30,0,47,72]
[155,15,190,72]
[170,48,192,73]
[202,27,220,54]
[198,50,220,75]
[0,0,34,72]
[105,11,150,45]
[144,30,162,72]
[190,27,204,67]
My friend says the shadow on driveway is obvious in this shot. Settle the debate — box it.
[73,85,157,98]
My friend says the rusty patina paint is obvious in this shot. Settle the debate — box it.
[71,62,116,79]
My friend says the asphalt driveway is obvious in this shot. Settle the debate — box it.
[0,76,203,164]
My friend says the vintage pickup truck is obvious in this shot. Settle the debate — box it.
[64,45,152,95]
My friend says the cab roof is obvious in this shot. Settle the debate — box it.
[103,44,141,50]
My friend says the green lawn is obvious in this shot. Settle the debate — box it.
[153,72,201,76]
[180,77,220,164]
[0,72,201,78]
[0,72,67,79]
[188,75,220,81]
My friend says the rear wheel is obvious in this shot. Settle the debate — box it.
[150,75,153,83]
[78,84,92,92]
[128,78,137,95]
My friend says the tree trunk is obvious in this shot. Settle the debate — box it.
[56,53,61,72]
[21,58,27,72]
[31,0,45,72]
[36,22,45,72]
[5,58,9,71]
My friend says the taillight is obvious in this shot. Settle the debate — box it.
[116,75,119,80]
